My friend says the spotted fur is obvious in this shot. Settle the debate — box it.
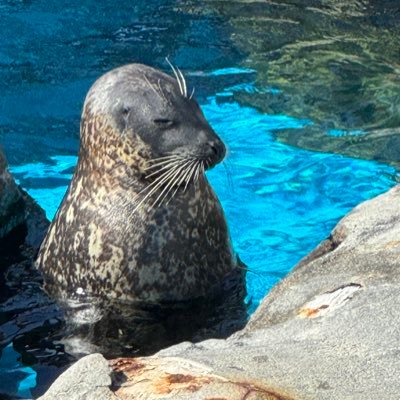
[36,64,239,303]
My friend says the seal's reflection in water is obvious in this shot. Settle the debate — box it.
[60,266,246,357]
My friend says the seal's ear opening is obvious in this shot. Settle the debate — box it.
[121,107,131,117]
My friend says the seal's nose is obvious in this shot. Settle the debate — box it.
[209,140,226,160]
[204,139,226,167]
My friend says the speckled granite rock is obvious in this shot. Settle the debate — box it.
[39,186,400,399]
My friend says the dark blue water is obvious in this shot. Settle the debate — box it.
[0,1,399,398]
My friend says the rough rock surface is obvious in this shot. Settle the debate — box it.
[38,354,117,400]
[39,186,400,399]
[0,150,24,239]
[0,148,48,246]
[110,357,293,399]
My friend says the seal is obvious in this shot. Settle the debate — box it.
[36,63,241,305]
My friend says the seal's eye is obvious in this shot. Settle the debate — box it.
[121,107,130,117]
[154,118,174,129]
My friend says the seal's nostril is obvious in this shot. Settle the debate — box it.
[204,140,226,165]
[207,140,223,156]
[209,142,219,156]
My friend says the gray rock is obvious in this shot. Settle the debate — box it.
[38,186,400,399]
[156,186,400,399]
[0,148,48,245]
[0,149,28,240]
[38,354,117,400]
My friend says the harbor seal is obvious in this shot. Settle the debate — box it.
[36,63,241,305]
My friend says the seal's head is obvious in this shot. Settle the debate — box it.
[81,64,225,182]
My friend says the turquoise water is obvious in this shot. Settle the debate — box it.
[1,1,399,398]
[0,344,37,398]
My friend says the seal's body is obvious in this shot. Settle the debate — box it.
[36,63,238,303]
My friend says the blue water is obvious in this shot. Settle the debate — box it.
[0,345,37,398]
[1,1,399,398]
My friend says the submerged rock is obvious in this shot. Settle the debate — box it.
[40,185,400,399]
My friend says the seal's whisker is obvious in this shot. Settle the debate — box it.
[183,160,198,193]
[151,160,192,209]
[147,155,182,163]
[146,157,182,169]
[140,157,190,196]
[149,172,177,211]
[165,159,196,205]
[222,160,234,192]
[143,74,162,100]
[157,78,168,102]
[189,87,195,100]
[145,159,184,177]
[191,161,199,179]
[154,167,183,209]
[145,158,183,170]
[132,163,184,213]
[178,160,196,194]
[152,163,189,209]
[135,162,183,199]
[194,161,201,182]
[176,67,187,97]
[147,160,189,194]
[166,57,184,96]
[193,163,199,183]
